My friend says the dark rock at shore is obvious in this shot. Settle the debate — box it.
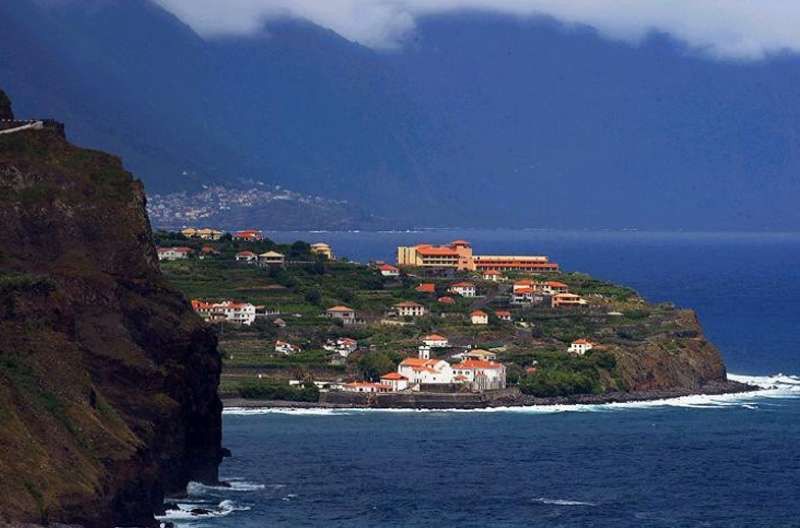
[0,91,223,527]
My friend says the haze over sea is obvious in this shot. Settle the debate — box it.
[164,230,800,527]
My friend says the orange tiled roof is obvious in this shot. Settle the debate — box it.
[380,372,408,380]
[438,296,455,304]
[422,334,447,341]
[453,359,503,370]
[470,310,487,317]
[327,305,355,312]
[416,283,436,293]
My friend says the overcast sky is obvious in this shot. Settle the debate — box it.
[153,0,800,60]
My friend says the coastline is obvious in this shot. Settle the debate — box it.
[222,379,758,410]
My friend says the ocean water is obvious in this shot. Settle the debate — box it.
[164,231,800,527]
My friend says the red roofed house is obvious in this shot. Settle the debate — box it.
[542,281,569,294]
[415,283,436,293]
[448,281,476,297]
[397,357,453,386]
[513,279,535,292]
[378,263,400,277]
[233,229,263,241]
[394,301,427,318]
[157,246,192,261]
[568,339,594,355]
[235,250,258,263]
[380,372,409,391]
[343,381,391,393]
[495,310,512,321]
[422,334,449,348]
[452,359,507,391]
[438,296,456,305]
[470,310,489,325]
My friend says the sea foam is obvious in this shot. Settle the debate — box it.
[222,372,799,416]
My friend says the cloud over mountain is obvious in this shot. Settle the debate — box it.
[154,0,800,59]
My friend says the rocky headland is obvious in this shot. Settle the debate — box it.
[0,90,223,527]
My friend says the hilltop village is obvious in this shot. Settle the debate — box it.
[157,229,732,406]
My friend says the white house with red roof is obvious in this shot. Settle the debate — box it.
[511,287,535,304]
[448,281,476,297]
[421,334,449,348]
[451,359,507,391]
[275,340,302,355]
[397,357,454,386]
[323,337,358,357]
[378,263,400,277]
[495,310,512,321]
[542,281,569,294]
[380,372,410,391]
[568,339,594,355]
[235,250,258,263]
[343,381,390,393]
[157,246,192,261]
[191,299,256,325]
[470,310,489,325]
[512,279,535,292]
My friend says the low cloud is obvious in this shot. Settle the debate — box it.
[154,0,800,59]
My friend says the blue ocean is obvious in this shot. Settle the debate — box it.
[163,231,800,527]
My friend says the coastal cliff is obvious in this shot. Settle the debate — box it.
[0,90,223,527]
[612,309,727,391]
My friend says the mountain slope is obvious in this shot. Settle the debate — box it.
[0,89,223,527]
[4,1,800,229]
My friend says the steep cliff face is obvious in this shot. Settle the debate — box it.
[0,89,12,119]
[0,91,223,527]
[612,310,727,391]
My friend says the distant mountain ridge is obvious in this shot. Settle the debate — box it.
[3,0,800,230]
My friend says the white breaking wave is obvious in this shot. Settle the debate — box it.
[532,497,596,506]
[156,499,250,521]
[223,373,800,416]
[187,480,265,495]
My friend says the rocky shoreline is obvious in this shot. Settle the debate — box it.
[223,380,759,410]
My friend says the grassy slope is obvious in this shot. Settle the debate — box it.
[159,238,724,398]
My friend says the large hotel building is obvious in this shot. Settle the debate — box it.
[396,240,559,273]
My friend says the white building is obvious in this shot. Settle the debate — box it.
[511,287,535,305]
[448,282,476,297]
[541,281,569,294]
[421,334,449,348]
[342,382,390,393]
[191,300,256,325]
[513,279,535,292]
[451,359,507,391]
[495,310,512,321]
[258,251,285,267]
[275,340,302,355]
[470,310,489,325]
[380,372,409,391]
[326,305,357,325]
[482,270,502,281]
[323,337,358,357]
[378,263,400,277]
[235,250,258,263]
[568,339,594,355]
[394,301,427,318]
[157,246,192,261]
[397,357,454,386]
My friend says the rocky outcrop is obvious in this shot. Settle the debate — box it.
[612,309,727,391]
[0,89,12,119]
[0,95,223,527]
